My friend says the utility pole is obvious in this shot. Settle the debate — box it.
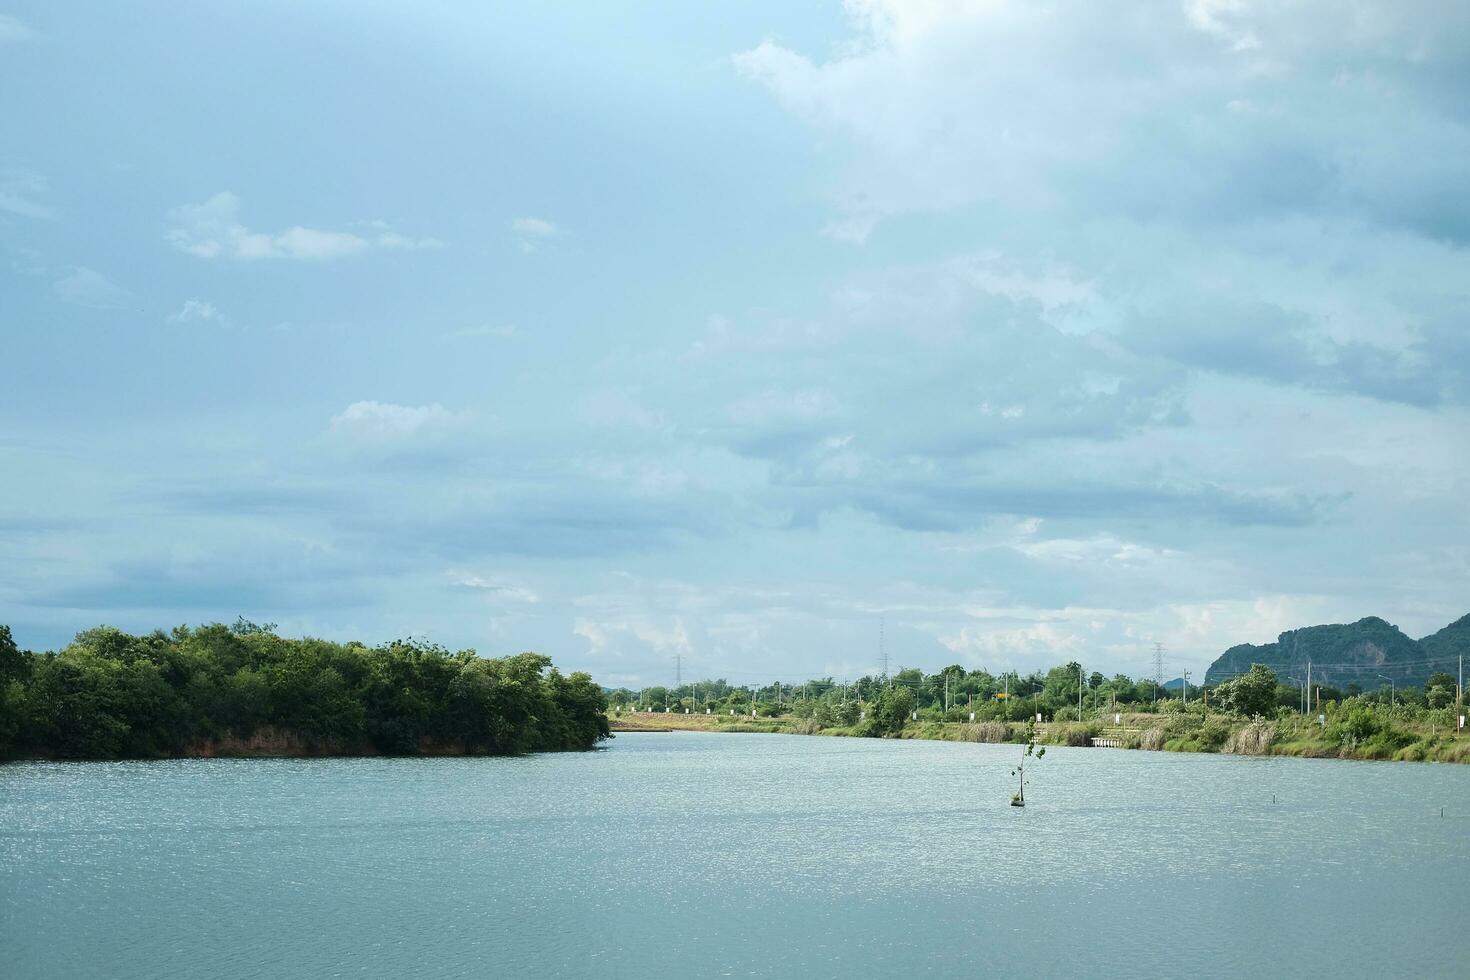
[1079,663,1085,720]
[1305,661,1311,716]
[1182,669,1190,709]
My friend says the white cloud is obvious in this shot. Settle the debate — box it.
[453,574,540,603]
[735,0,1470,243]
[0,170,55,220]
[953,253,1096,316]
[53,267,130,309]
[167,192,441,260]
[330,401,458,439]
[0,14,34,43]
[573,618,610,653]
[169,299,224,324]
[941,620,1088,659]
[510,217,561,252]
[510,217,558,238]
[571,614,693,655]
[1013,534,1179,567]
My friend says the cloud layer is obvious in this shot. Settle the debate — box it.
[3,1,1466,686]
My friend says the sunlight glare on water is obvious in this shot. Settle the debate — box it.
[3,732,1467,978]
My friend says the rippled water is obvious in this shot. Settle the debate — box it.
[3,732,1468,978]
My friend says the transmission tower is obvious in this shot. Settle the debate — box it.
[880,616,889,684]
[1152,642,1165,700]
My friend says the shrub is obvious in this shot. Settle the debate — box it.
[1139,727,1166,751]
[1329,706,1380,748]
[1195,717,1230,751]
[1359,726,1415,759]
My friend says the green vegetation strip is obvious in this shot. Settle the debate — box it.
[0,622,608,760]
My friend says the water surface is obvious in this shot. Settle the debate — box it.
[3,733,1467,978]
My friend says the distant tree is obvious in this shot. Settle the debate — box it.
[0,626,25,685]
[866,685,915,736]
[1426,672,1457,709]
[1214,664,1279,717]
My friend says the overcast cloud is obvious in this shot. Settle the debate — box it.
[2,1,1466,684]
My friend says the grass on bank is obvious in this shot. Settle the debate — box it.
[610,708,1470,763]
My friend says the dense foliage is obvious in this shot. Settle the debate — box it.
[0,621,608,760]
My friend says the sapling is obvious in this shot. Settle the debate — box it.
[1010,720,1045,807]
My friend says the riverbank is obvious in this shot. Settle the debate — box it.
[610,710,1470,763]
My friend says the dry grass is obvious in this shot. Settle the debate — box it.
[1138,727,1167,751]
[1224,720,1276,755]
[969,721,1012,743]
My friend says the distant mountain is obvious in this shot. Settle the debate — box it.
[1161,677,1188,691]
[1204,615,1447,689]
[1419,614,1470,663]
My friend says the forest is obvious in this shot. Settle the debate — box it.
[0,621,608,760]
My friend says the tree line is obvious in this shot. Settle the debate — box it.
[608,660,1461,737]
[0,621,609,760]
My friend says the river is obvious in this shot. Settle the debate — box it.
[3,732,1467,978]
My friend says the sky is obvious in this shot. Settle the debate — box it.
[2,1,1467,687]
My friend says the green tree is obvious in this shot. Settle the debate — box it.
[866,685,915,736]
[1214,664,1279,717]
[0,622,608,760]
[1426,672,1457,710]
[0,627,28,755]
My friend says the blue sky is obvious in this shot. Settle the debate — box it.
[3,1,1467,686]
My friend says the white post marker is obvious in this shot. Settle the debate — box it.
[969,712,975,721]
[1318,714,1326,727]
[1114,713,1121,724]
[1460,715,1465,730]
[1036,712,1042,722]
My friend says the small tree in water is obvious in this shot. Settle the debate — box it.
[1010,720,1045,807]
